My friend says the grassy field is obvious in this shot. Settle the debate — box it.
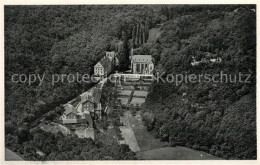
[124,111,168,151]
[131,111,221,160]
[119,126,140,152]
[136,146,222,160]
[120,111,140,152]
[133,127,169,151]
[147,27,161,43]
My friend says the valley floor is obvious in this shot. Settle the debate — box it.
[137,146,222,160]
[119,110,222,160]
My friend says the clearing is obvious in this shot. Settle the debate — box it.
[137,146,222,160]
[119,111,140,152]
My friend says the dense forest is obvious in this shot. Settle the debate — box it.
[5,5,160,160]
[5,5,256,160]
[141,5,256,159]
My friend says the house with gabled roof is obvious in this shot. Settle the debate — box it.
[77,88,102,117]
[60,104,78,124]
[61,87,103,125]
[94,56,113,76]
[94,50,120,77]
[60,75,107,140]
[106,51,119,68]
[61,102,95,140]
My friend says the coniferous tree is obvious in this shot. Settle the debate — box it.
[135,23,140,46]
[118,31,130,71]
[144,18,150,42]
[132,26,136,48]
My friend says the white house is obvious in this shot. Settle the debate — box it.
[94,57,112,76]
[131,55,154,75]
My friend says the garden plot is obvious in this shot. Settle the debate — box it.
[130,97,146,106]
[117,97,129,105]
[120,85,134,90]
[118,90,132,96]
[133,90,148,97]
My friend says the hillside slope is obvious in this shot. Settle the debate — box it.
[141,5,256,160]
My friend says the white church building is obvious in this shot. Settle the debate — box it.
[131,55,154,75]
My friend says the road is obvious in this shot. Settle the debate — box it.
[119,111,140,152]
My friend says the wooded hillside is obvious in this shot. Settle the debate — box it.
[4,5,256,160]
[142,5,256,160]
[5,5,160,160]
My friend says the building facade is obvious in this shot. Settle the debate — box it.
[105,51,116,64]
[94,51,119,77]
[94,56,112,76]
[131,55,154,75]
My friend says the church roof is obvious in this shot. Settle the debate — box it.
[132,55,153,63]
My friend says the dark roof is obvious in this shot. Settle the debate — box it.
[64,104,77,115]
[84,114,93,128]
[132,55,153,63]
[82,95,95,103]
[93,88,102,103]
[100,57,112,70]
[80,88,101,105]
[68,97,81,107]
[76,114,93,128]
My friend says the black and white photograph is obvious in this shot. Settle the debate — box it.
[1,1,258,163]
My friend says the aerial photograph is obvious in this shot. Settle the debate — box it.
[4,5,256,161]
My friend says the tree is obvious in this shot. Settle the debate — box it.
[132,26,136,47]
[118,31,130,71]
